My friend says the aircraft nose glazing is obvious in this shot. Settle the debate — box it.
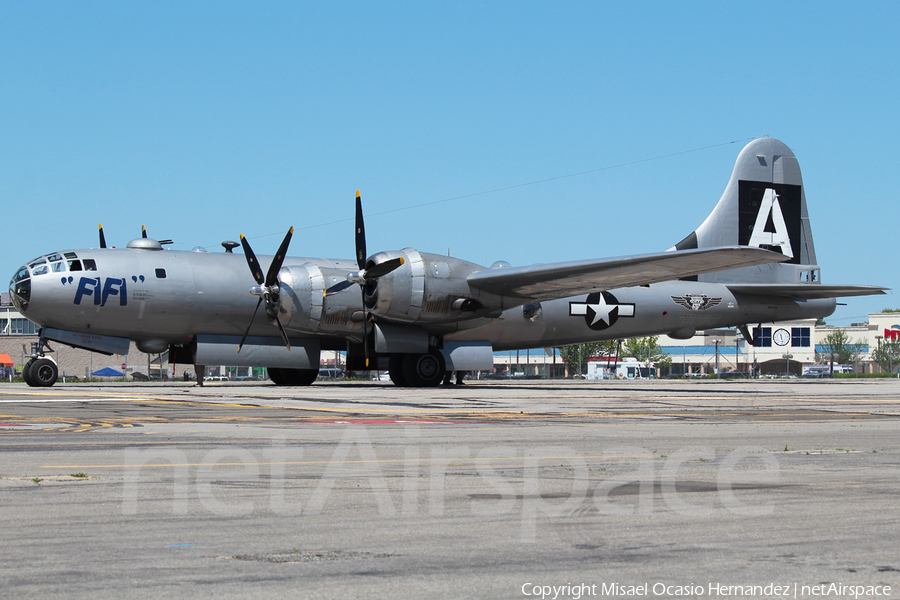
[9,265,31,312]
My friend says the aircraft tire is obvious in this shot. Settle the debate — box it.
[30,358,58,387]
[268,367,286,385]
[401,349,445,388]
[279,368,319,386]
[388,354,407,387]
[22,359,36,387]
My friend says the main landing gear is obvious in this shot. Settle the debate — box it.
[264,349,446,388]
[387,349,445,388]
[268,368,319,386]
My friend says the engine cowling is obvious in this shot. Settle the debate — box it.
[362,249,500,324]
[277,263,365,338]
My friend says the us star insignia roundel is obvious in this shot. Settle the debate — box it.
[569,291,635,331]
[670,294,722,311]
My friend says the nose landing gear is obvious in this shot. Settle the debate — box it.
[22,338,58,387]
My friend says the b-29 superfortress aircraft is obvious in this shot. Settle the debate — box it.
[8,138,886,387]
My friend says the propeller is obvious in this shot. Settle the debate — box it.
[326,191,406,367]
[237,227,294,352]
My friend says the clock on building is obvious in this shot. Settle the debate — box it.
[773,328,791,346]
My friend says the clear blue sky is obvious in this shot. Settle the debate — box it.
[2,2,897,324]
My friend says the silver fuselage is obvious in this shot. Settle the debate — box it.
[11,246,836,352]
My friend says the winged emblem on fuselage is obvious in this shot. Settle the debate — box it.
[670,293,722,311]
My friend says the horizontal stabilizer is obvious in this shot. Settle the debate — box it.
[467,246,788,301]
[726,284,888,299]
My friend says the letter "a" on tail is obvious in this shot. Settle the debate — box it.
[670,137,816,285]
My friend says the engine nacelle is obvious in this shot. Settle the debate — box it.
[363,249,500,324]
[277,263,365,338]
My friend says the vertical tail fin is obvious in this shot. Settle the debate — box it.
[670,137,819,284]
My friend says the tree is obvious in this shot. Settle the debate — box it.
[872,341,900,373]
[816,330,864,366]
[558,342,618,376]
[622,336,672,367]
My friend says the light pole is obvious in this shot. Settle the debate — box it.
[783,354,793,378]
[876,335,883,374]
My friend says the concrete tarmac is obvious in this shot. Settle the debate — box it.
[2,378,900,599]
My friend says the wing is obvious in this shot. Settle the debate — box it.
[466,246,788,302]
[726,284,889,299]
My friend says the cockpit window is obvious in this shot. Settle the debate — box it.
[67,260,82,272]
[14,266,29,282]
[51,262,65,273]
[64,252,78,259]
[47,253,63,262]
[28,259,47,270]
[83,259,97,271]
[32,264,49,276]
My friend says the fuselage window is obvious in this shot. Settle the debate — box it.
[155,268,167,279]
[83,259,97,271]
[67,260,82,271]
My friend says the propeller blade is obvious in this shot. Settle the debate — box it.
[364,256,405,279]
[324,280,355,296]
[237,297,263,353]
[274,314,292,351]
[355,190,366,271]
[99,224,107,249]
[265,227,294,287]
[240,234,265,285]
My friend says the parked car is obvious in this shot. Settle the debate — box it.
[318,368,344,380]
[719,371,749,379]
